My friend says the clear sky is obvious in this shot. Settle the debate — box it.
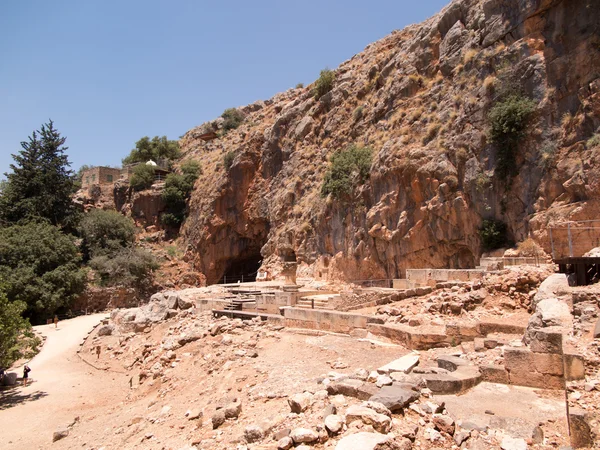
[0,0,449,178]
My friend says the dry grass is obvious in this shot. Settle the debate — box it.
[516,238,546,257]
[463,49,478,65]
[483,76,496,95]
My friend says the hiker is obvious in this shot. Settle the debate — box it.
[22,365,31,387]
[54,315,58,328]
[96,345,101,359]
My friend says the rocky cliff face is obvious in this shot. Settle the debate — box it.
[179,0,600,284]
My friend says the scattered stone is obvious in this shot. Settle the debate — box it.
[345,404,391,433]
[432,414,455,435]
[185,409,202,421]
[223,401,242,419]
[327,379,378,400]
[324,414,344,435]
[211,410,226,429]
[97,325,114,336]
[369,385,419,412]
[244,425,264,443]
[288,392,313,413]
[500,436,527,450]
[277,436,293,450]
[454,430,470,445]
[335,432,390,450]
[52,428,69,442]
[377,353,420,374]
[532,425,544,444]
[376,374,393,387]
[289,427,319,444]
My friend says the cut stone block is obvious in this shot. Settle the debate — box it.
[424,366,481,394]
[480,365,509,384]
[368,385,419,412]
[377,353,420,374]
[529,327,563,354]
[326,379,379,400]
[564,353,585,381]
[437,355,469,372]
[569,408,593,448]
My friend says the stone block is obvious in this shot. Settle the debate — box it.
[531,352,564,376]
[424,366,481,394]
[377,353,420,374]
[437,355,469,372]
[507,369,564,389]
[480,365,509,384]
[564,353,585,381]
[568,408,593,448]
[529,327,563,354]
[326,379,379,400]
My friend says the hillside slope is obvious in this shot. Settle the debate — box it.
[178,0,600,284]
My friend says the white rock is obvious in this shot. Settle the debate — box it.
[500,436,528,450]
[377,353,420,374]
[324,414,344,434]
[335,432,390,450]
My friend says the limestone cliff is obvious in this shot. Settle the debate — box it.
[178,0,600,284]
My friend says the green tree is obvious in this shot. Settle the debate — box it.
[129,163,156,191]
[488,95,537,180]
[90,248,159,292]
[161,160,201,227]
[0,120,78,228]
[321,144,373,200]
[0,285,40,368]
[80,210,136,260]
[0,222,86,321]
[122,136,180,165]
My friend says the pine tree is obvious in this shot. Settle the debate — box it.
[0,120,78,228]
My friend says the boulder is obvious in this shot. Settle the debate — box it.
[2,372,18,386]
[369,385,419,412]
[178,295,194,310]
[277,436,293,450]
[223,401,242,419]
[211,410,226,429]
[164,292,179,309]
[97,324,114,336]
[500,437,527,450]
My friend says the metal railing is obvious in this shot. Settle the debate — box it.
[549,220,600,259]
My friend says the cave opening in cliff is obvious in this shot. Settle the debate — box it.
[220,252,263,284]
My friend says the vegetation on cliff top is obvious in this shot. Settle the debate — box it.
[313,68,335,100]
[122,136,180,165]
[129,163,156,191]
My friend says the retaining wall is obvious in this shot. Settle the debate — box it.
[281,307,371,334]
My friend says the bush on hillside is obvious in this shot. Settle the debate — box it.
[129,163,156,191]
[0,222,86,321]
[313,69,335,100]
[223,151,236,170]
[587,133,600,149]
[80,209,136,260]
[321,144,373,200]
[488,94,537,180]
[221,108,245,131]
[90,248,159,292]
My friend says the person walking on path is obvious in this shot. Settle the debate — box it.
[22,365,31,386]
[54,315,58,329]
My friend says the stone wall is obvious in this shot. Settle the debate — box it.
[72,287,139,312]
[281,307,371,334]
[81,167,121,189]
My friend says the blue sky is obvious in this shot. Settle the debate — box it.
[0,1,449,178]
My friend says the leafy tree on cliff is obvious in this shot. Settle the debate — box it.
[0,222,86,321]
[161,160,201,227]
[0,120,79,228]
[122,136,180,165]
[0,284,40,368]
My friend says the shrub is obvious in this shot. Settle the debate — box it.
[313,69,335,100]
[587,133,600,149]
[224,151,236,170]
[90,248,159,291]
[80,210,136,260]
[488,94,537,180]
[463,49,478,65]
[160,160,201,227]
[0,222,86,321]
[321,144,373,200]
[295,83,304,89]
[538,143,557,171]
[0,287,40,368]
[479,219,509,251]
[422,123,441,144]
[221,108,245,131]
[129,163,156,191]
[122,136,180,165]
[353,106,364,121]
[516,238,546,257]
[483,76,496,95]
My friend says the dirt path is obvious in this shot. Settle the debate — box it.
[0,314,128,449]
